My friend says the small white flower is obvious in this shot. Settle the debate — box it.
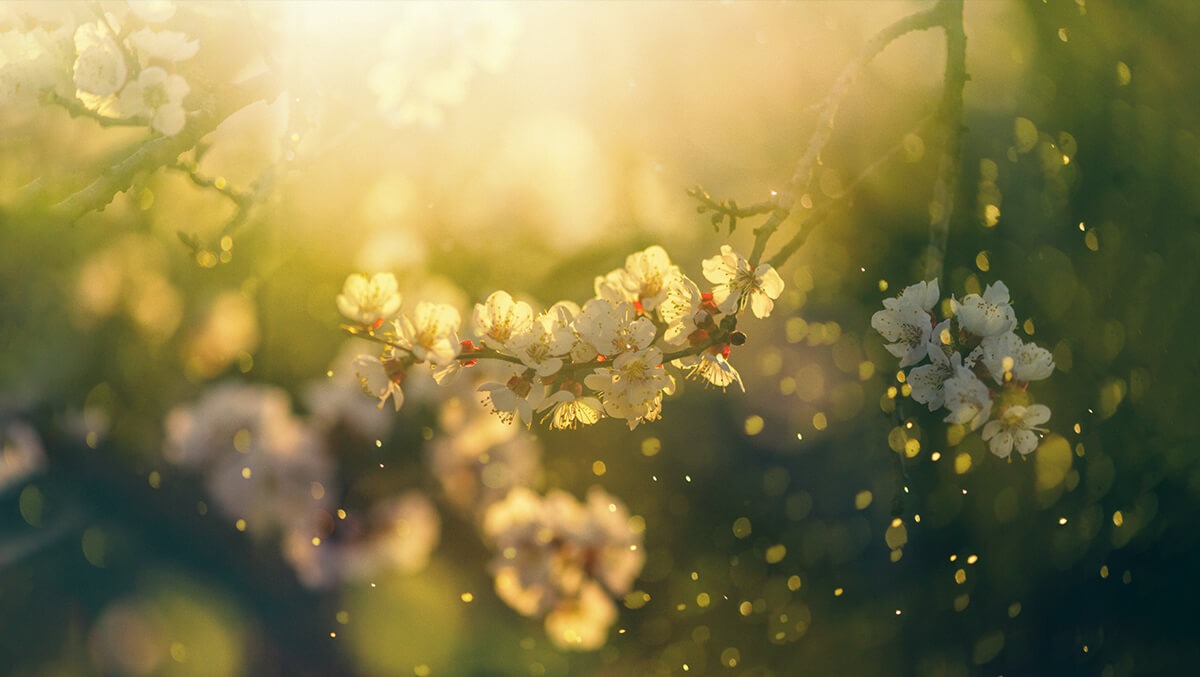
[72,20,126,97]
[953,281,1017,338]
[394,302,462,366]
[584,348,672,429]
[508,307,573,377]
[473,290,534,351]
[675,351,744,392]
[701,245,785,319]
[117,66,190,135]
[978,331,1055,384]
[129,28,199,62]
[354,352,406,412]
[336,272,402,326]
[982,404,1051,458]
[871,279,939,368]
[907,322,955,411]
[942,362,993,431]
[128,1,177,24]
[539,390,604,430]
[656,275,708,347]
[594,245,680,312]
[479,369,544,427]
[572,299,656,360]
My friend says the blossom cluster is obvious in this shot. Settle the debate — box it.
[163,382,439,588]
[338,244,785,430]
[482,486,644,651]
[872,279,1056,458]
[1,1,196,135]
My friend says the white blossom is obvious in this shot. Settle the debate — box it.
[584,348,672,429]
[544,580,617,651]
[353,352,406,412]
[128,1,177,24]
[117,66,189,135]
[539,389,604,430]
[336,272,402,326]
[701,244,784,319]
[72,20,126,98]
[656,274,709,347]
[872,279,939,368]
[942,362,993,431]
[479,368,544,427]
[982,404,1051,458]
[594,245,680,312]
[953,281,1017,338]
[473,290,534,351]
[907,322,955,410]
[572,298,656,360]
[508,306,573,377]
[979,331,1055,384]
[675,351,744,392]
[394,302,462,366]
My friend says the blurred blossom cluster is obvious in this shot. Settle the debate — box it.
[368,3,518,128]
[163,382,439,589]
[2,0,197,135]
[482,486,644,651]
[873,279,1055,458]
[340,244,784,431]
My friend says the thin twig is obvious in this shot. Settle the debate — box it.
[922,0,967,284]
[746,0,952,266]
[45,92,146,128]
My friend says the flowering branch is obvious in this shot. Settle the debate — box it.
[44,91,146,128]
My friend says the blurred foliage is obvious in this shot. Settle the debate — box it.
[2,1,1200,675]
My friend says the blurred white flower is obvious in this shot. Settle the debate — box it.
[305,345,397,437]
[353,352,406,412]
[428,399,542,514]
[701,245,784,319]
[544,580,618,651]
[0,420,45,494]
[128,0,177,24]
[336,272,402,327]
[72,20,126,98]
[872,279,939,368]
[982,404,1051,458]
[979,331,1055,384]
[117,66,189,135]
[340,492,441,581]
[953,281,1016,338]
[482,485,643,650]
[473,290,534,351]
[394,302,461,366]
[129,28,197,61]
[164,383,334,536]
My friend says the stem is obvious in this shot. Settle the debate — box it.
[45,92,146,128]
[746,0,950,266]
[7,74,283,226]
[922,0,967,284]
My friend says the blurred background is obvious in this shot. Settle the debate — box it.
[2,1,1199,675]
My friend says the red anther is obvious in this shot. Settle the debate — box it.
[719,343,731,359]
[633,299,645,315]
[596,354,607,362]
[371,317,385,330]
[460,339,478,353]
